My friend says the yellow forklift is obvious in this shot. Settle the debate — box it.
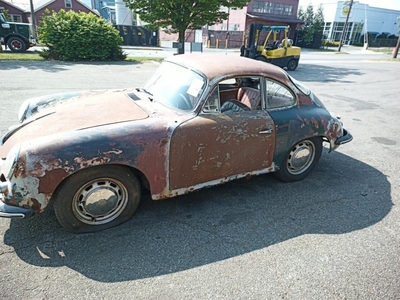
[240,24,301,71]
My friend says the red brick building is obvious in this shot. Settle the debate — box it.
[0,0,97,25]
[159,0,303,48]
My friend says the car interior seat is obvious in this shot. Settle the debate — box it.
[237,87,261,110]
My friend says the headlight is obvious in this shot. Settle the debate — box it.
[2,144,21,179]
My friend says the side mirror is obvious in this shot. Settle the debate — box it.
[2,23,10,29]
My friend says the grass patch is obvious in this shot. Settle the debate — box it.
[125,56,164,63]
[375,58,400,62]
[0,51,164,63]
[304,48,337,52]
[0,52,44,60]
[369,48,393,54]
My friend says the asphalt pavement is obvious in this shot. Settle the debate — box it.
[0,49,399,299]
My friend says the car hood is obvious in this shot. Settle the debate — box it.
[0,92,149,158]
[18,89,136,122]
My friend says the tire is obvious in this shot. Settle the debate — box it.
[287,59,298,71]
[274,137,322,182]
[7,37,27,52]
[53,165,141,233]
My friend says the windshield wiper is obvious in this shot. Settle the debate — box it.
[141,88,155,102]
[134,87,156,102]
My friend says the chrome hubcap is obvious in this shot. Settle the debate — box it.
[286,140,315,175]
[11,41,22,50]
[73,178,128,225]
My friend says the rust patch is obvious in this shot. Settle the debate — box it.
[38,168,69,194]
[298,94,313,105]
[27,198,43,213]
[169,111,276,190]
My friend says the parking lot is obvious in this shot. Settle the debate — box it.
[0,50,399,299]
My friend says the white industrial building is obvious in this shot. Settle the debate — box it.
[321,1,400,46]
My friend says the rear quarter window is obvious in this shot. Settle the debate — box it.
[265,79,296,109]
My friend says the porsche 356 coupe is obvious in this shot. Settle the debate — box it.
[0,54,352,233]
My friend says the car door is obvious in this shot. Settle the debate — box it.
[168,84,276,191]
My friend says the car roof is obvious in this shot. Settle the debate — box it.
[165,53,289,82]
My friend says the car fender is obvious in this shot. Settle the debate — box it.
[269,105,344,168]
[4,33,29,44]
[3,118,173,213]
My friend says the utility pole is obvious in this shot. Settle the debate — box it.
[393,36,400,59]
[225,7,230,49]
[338,0,353,52]
[29,0,37,38]
[393,17,400,59]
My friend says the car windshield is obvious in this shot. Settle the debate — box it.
[142,61,206,111]
[0,13,7,23]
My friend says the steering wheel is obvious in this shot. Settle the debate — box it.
[177,93,193,110]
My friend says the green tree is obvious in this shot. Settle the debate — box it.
[124,0,248,53]
[297,3,324,48]
[38,9,125,61]
[314,5,325,34]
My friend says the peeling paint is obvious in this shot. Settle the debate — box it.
[0,54,351,218]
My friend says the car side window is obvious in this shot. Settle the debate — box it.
[203,87,220,113]
[265,79,296,109]
[203,77,261,114]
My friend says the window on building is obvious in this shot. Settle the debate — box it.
[253,1,293,16]
[351,23,364,43]
[229,24,240,31]
[10,15,22,22]
[332,22,353,42]
[323,22,332,39]
[65,0,72,8]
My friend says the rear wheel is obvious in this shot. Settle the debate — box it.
[7,37,27,52]
[54,165,141,233]
[274,137,322,182]
[287,59,298,71]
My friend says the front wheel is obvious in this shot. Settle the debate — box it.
[53,165,141,233]
[274,137,322,182]
[7,37,27,52]
[287,59,298,71]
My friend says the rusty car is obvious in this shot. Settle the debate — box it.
[0,54,352,233]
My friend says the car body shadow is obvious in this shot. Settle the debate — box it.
[292,63,364,83]
[2,150,392,282]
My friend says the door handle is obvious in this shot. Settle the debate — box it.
[259,128,273,134]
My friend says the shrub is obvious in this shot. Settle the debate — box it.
[322,40,340,47]
[38,9,126,61]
